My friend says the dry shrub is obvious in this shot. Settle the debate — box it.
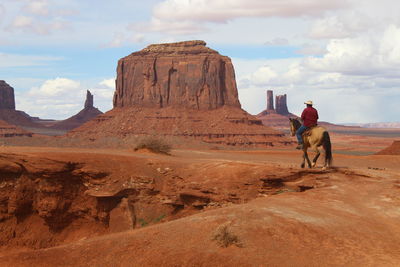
[134,137,171,154]
[211,223,242,248]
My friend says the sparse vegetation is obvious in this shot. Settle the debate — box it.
[211,223,242,248]
[134,137,171,154]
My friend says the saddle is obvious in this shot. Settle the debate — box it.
[302,124,318,137]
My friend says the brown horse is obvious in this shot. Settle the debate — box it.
[289,118,332,169]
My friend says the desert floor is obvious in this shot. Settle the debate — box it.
[0,131,399,266]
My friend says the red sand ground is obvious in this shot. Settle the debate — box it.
[0,142,399,266]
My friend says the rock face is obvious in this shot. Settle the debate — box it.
[266,90,274,111]
[113,40,241,110]
[51,90,103,131]
[275,94,289,115]
[0,80,16,110]
[84,90,94,109]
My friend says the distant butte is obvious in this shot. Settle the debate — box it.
[51,90,103,131]
[0,80,41,128]
[257,90,297,128]
[70,41,291,147]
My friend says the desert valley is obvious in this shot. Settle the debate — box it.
[0,40,399,266]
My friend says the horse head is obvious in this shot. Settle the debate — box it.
[289,118,300,136]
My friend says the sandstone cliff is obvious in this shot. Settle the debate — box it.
[0,81,15,110]
[275,94,289,115]
[113,40,241,110]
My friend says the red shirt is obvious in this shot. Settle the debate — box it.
[301,106,319,127]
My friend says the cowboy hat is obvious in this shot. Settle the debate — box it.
[304,100,313,105]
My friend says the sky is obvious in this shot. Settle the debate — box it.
[0,0,399,123]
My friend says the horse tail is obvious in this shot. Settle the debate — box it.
[322,131,333,166]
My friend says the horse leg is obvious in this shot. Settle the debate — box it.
[304,149,312,168]
[312,147,321,168]
[301,153,305,168]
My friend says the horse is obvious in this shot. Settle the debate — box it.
[289,118,332,170]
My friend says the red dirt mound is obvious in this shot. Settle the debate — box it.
[69,106,291,147]
[376,140,400,155]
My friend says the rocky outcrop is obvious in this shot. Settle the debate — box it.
[0,119,32,137]
[275,94,289,115]
[0,80,16,110]
[51,90,103,131]
[266,90,274,111]
[113,40,241,110]
[84,90,94,109]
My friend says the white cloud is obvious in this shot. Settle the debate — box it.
[28,78,81,97]
[295,43,327,55]
[250,66,278,85]
[3,0,73,36]
[309,12,373,39]
[136,18,207,35]
[304,24,400,76]
[99,78,115,89]
[7,15,69,35]
[104,32,145,48]
[265,38,289,46]
[0,52,62,68]
[23,0,49,16]
[145,0,348,35]
[0,4,5,24]
[153,0,348,23]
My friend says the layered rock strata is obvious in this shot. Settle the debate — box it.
[0,119,32,137]
[113,40,241,110]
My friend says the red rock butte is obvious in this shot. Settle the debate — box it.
[71,41,291,147]
[113,40,241,110]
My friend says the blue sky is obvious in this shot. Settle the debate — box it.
[0,0,399,123]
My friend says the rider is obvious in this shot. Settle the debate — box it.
[296,100,319,149]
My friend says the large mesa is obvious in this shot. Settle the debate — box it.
[113,40,241,110]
